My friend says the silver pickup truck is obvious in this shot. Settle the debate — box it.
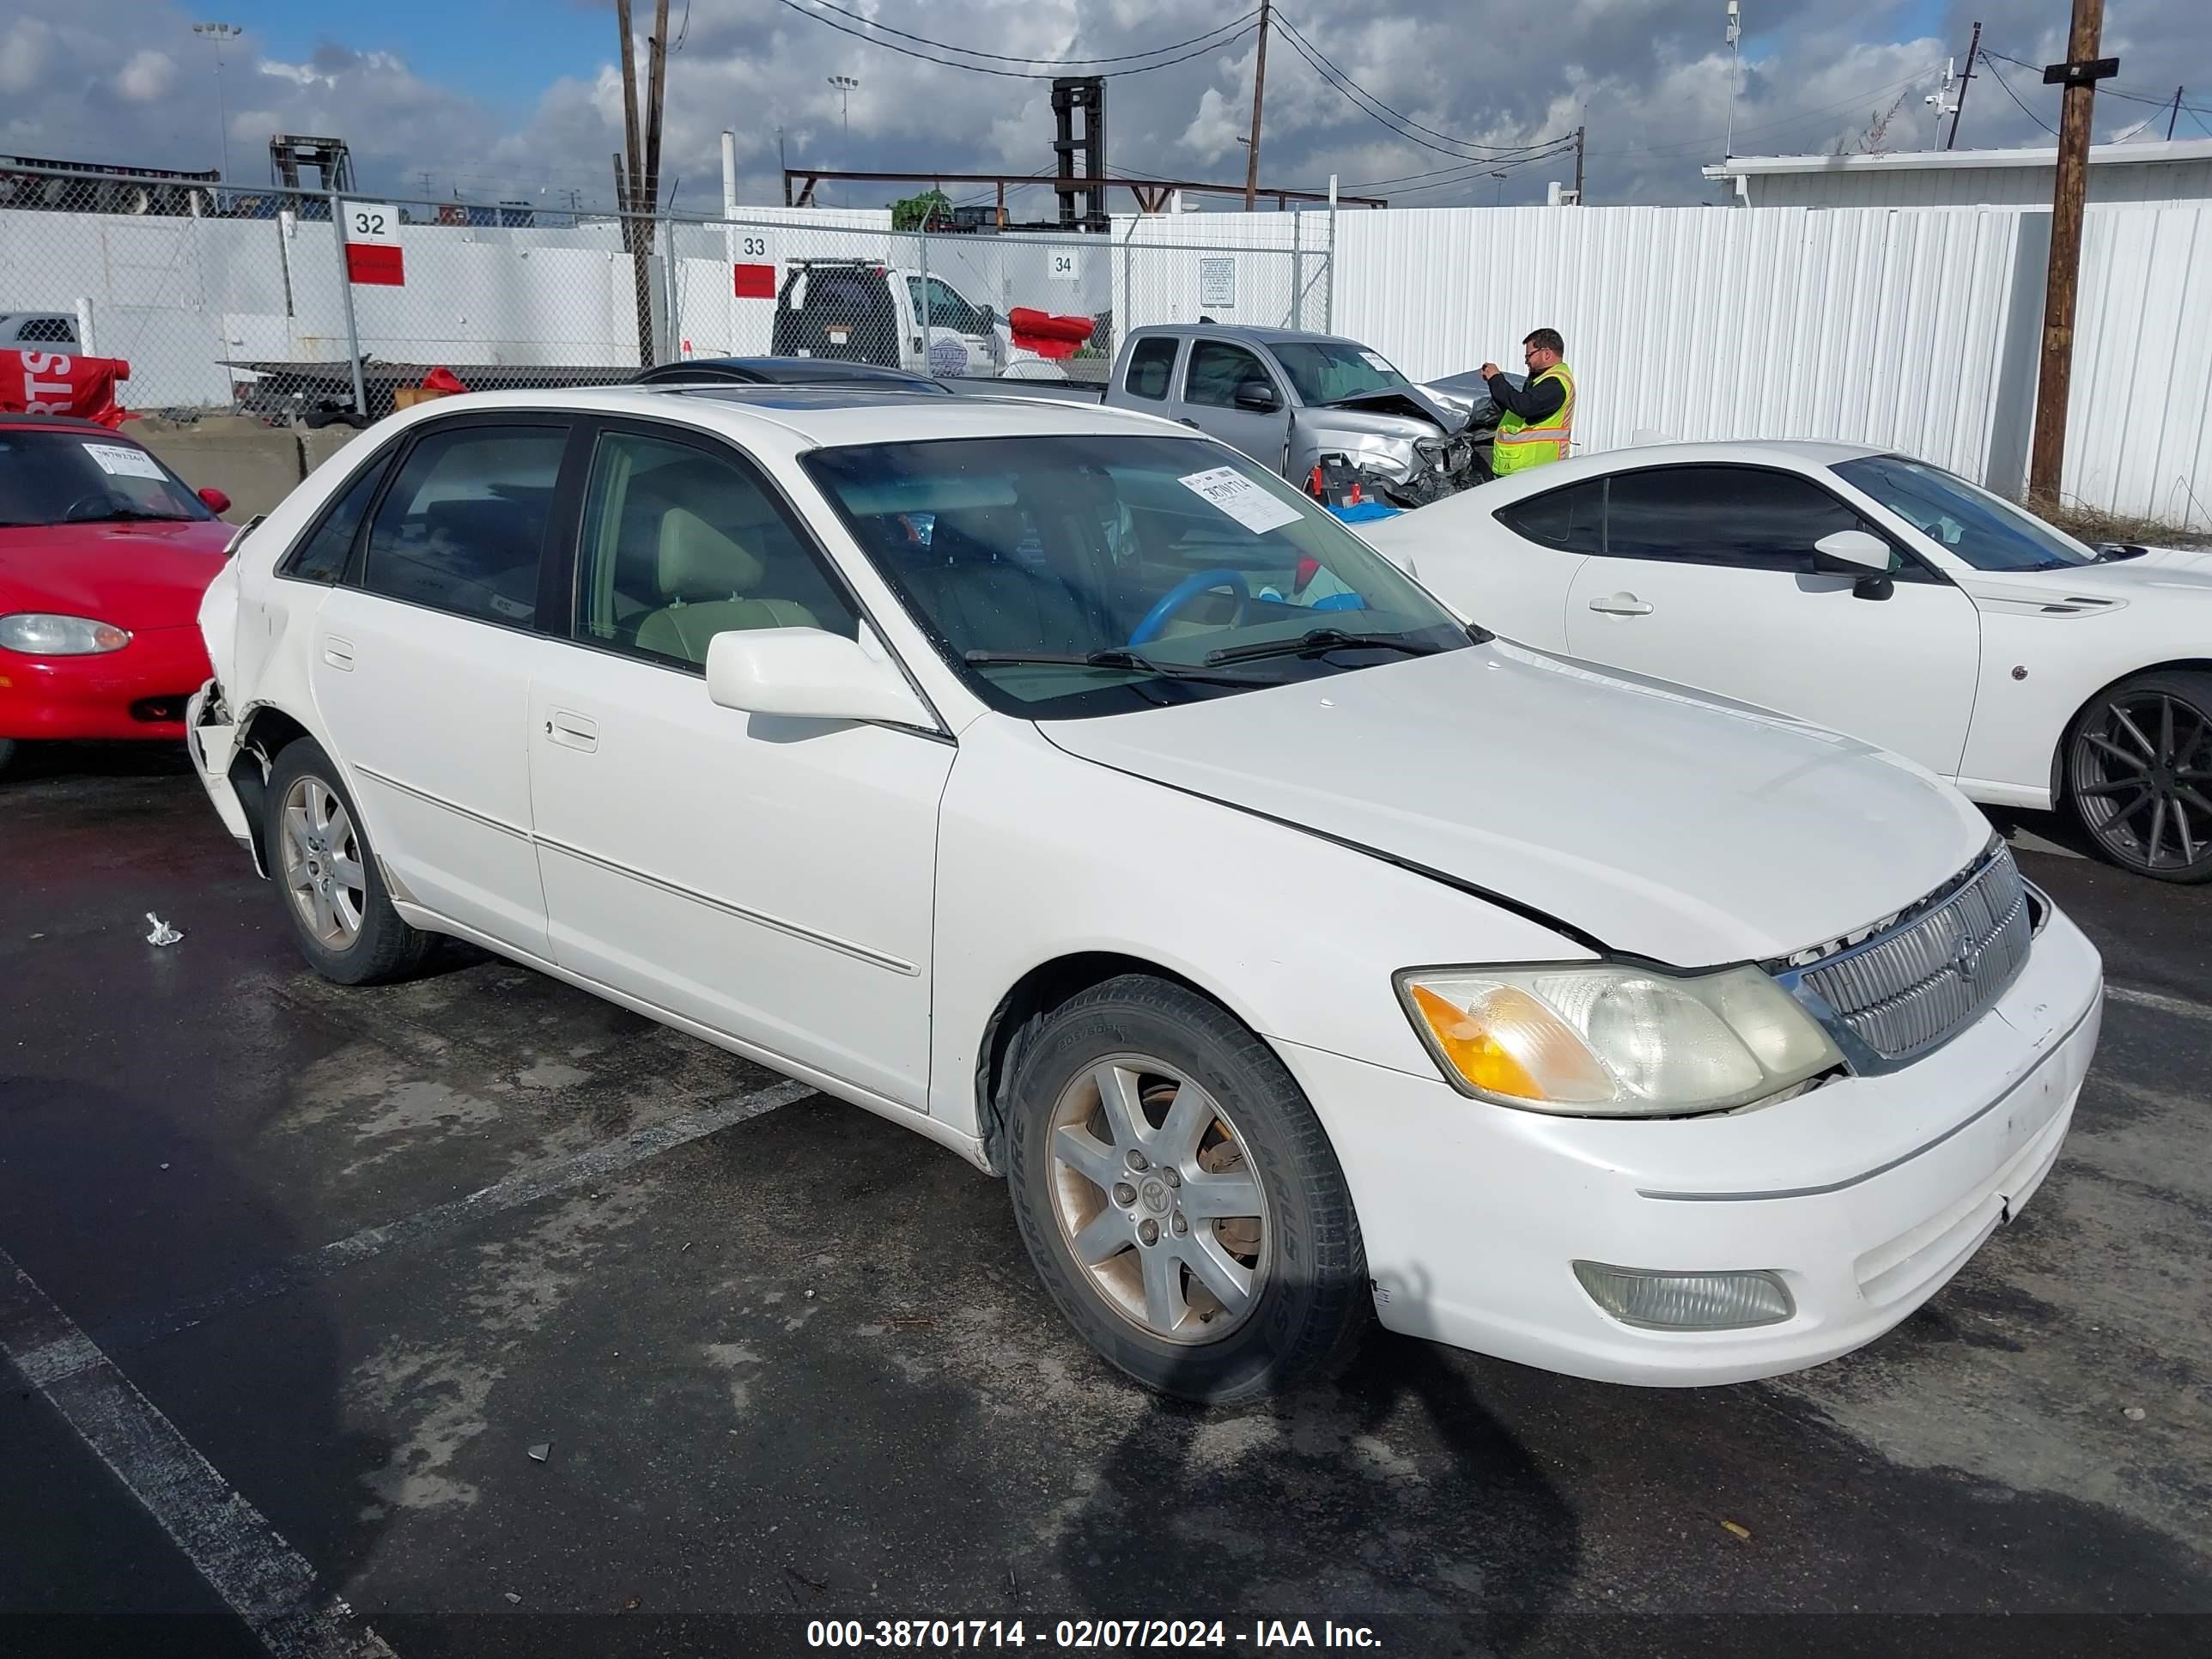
[1097,325,1507,507]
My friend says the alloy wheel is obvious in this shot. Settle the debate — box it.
[1045,1055,1272,1344]
[280,775,368,949]
[2070,688,2212,874]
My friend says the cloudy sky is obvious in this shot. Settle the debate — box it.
[5,1,2209,214]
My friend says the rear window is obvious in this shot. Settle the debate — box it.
[1494,479,1606,553]
[1123,337,1179,400]
[359,425,567,626]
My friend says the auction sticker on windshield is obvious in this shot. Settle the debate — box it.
[1180,466,1303,535]
[82,443,167,481]
[1358,351,1394,374]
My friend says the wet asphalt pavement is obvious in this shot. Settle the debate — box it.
[2,744,2209,1659]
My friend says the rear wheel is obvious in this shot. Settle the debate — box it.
[264,739,433,982]
[1005,975,1369,1404]
[0,738,15,776]
[2064,669,2212,883]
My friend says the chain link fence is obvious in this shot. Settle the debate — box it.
[0,161,1333,427]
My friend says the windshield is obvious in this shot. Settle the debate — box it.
[1270,342,1411,406]
[1832,453,2098,572]
[802,434,1473,719]
[0,429,212,529]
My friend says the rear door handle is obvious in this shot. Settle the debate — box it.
[1176,417,1201,428]
[322,635,355,670]
[1587,594,1654,617]
[545,711,599,753]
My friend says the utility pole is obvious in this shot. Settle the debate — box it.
[1947,21,1981,149]
[1573,125,1586,203]
[2169,88,2186,141]
[1243,2,1272,210]
[612,0,672,367]
[2028,0,2118,507]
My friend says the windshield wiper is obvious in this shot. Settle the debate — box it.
[963,647,1255,685]
[1202,627,1445,667]
[65,507,196,525]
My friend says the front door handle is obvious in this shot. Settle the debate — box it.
[1177,417,1200,428]
[545,710,599,753]
[322,635,355,670]
[1587,593,1654,617]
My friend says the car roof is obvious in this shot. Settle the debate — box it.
[634,356,945,390]
[392,384,1190,448]
[1463,439,1892,502]
[1131,323,1350,349]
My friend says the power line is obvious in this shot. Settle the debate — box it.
[1980,53,2061,137]
[1272,12,1562,157]
[1343,144,1577,193]
[767,0,1261,76]
[1983,48,2212,118]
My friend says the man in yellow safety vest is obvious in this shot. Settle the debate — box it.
[1479,328,1575,476]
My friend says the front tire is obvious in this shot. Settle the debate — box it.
[1005,975,1369,1404]
[0,738,15,776]
[2063,669,2212,883]
[264,738,433,982]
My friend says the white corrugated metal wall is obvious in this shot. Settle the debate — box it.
[1733,157,2212,208]
[1125,202,2210,529]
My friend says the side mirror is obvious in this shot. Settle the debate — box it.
[1812,529,1891,574]
[704,627,933,728]
[1233,379,1281,413]
[1813,530,1894,601]
[198,486,233,514]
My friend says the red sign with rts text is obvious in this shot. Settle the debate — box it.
[0,349,133,428]
[733,263,775,300]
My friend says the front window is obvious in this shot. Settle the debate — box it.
[0,430,213,528]
[1833,453,2098,572]
[1269,340,1410,406]
[1183,342,1273,410]
[802,434,1474,719]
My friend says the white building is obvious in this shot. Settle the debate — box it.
[1704,137,2212,209]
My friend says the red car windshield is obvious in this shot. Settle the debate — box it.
[0,428,214,529]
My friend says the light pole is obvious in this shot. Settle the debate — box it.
[1490,170,1509,206]
[191,22,242,182]
[825,75,859,205]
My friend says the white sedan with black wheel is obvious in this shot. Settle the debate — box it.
[1370,443,2212,881]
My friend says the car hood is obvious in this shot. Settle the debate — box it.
[1954,544,2212,608]
[0,520,233,632]
[1310,390,1460,436]
[1039,643,1990,967]
[1299,404,1449,447]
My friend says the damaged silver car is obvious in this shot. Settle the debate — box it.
[1095,325,1511,507]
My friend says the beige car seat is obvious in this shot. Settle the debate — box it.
[632,505,821,663]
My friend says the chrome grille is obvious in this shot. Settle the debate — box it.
[1799,848,2032,1062]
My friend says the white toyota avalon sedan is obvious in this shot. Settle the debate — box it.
[186,387,2103,1403]
[1369,442,2212,882]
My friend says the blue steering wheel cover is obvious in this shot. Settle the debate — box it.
[1128,568,1249,646]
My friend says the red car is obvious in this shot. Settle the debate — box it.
[0,414,234,775]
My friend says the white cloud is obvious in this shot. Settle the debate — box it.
[114,51,177,105]
[1,0,2204,211]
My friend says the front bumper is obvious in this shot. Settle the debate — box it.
[0,626,211,742]
[1273,902,2104,1387]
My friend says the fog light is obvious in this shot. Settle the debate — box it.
[1572,1262,1794,1331]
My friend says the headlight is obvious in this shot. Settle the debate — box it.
[1397,963,1841,1116]
[0,613,132,655]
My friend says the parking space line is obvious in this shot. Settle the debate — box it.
[1,1247,398,1659]
[2107,984,2212,1025]
[33,1076,818,1380]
